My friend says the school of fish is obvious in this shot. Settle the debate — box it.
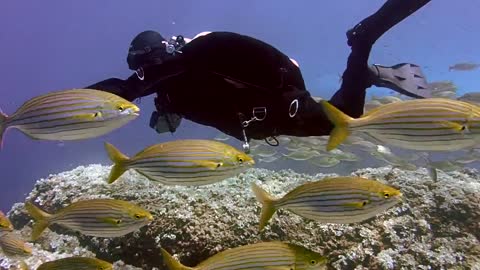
[1,84,480,269]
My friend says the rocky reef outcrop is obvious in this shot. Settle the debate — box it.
[2,164,479,269]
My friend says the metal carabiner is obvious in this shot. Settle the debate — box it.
[241,107,267,128]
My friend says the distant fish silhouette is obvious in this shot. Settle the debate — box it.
[449,62,480,71]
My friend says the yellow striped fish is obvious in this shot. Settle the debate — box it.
[37,257,113,270]
[0,232,32,257]
[161,241,327,270]
[320,98,480,151]
[0,89,139,148]
[251,177,402,231]
[25,199,153,241]
[105,140,255,185]
[0,210,13,231]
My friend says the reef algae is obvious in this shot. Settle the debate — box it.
[3,164,480,269]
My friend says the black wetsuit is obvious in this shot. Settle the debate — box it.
[87,0,431,142]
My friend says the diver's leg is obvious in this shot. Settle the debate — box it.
[329,0,432,118]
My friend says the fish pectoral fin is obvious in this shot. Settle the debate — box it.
[439,121,468,133]
[190,160,222,170]
[72,112,103,120]
[342,201,368,209]
[97,217,122,226]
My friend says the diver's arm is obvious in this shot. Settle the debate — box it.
[86,75,151,102]
[86,57,187,101]
[329,0,431,118]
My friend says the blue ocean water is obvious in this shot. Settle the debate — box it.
[1,0,480,212]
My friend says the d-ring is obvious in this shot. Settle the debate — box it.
[289,99,299,118]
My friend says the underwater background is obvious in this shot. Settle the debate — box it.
[1,1,480,269]
[2,0,480,212]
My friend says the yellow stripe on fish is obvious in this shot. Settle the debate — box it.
[0,89,139,148]
[251,176,402,231]
[320,98,480,151]
[0,211,13,231]
[37,257,113,270]
[161,241,327,270]
[0,232,32,257]
[105,140,255,186]
[25,199,153,241]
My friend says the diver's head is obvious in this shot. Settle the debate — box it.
[127,30,170,71]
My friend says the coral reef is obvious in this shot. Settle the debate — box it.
[4,164,480,269]
[0,230,141,270]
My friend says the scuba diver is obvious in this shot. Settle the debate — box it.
[87,0,432,153]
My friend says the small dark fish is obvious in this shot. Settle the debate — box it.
[449,62,480,71]
[427,81,457,93]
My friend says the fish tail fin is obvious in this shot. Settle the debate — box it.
[104,142,130,184]
[0,109,8,149]
[161,248,194,270]
[251,182,277,231]
[19,260,29,270]
[24,202,52,241]
[319,100,353,151]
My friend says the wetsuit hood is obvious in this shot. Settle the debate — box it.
[127,30,169,70]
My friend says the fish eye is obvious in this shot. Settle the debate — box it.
[384,192,390,199]
[116,219,122,224]
[310,259,317,265]
[134,214,142,219]
[362,200,368,206]
[118,105,125,111]
[238,157,244,163]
